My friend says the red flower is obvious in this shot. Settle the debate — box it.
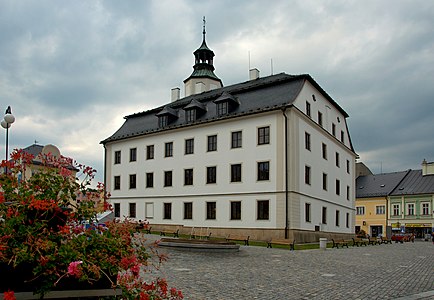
[4,290,16,300]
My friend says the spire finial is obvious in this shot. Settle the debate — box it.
[202,16,206,41]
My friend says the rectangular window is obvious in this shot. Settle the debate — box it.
[257,161,270,181]
[305,203,311,222]
[230,201,241,220]
[346,186,350,200]
[322,173,328,191]
[305,165,311,185]
[206,166,217,184]
[422,203,430,215]
[114,203,120,218]
[146,173,154,188]
[376,205,385,215]
[186,109,196,123]
[217,102,228,116]
[318,111,323,127]
[114,151,121,164]
[146,145,154,160]
[305,132,311,151]
[346,213,350,228]
[129,174,136,189]
[164,171,172,187]
[332,123,336,136]
[163,203,172,219]
[184,202,193,220]
[129,203,136,218]
[335,152,340,167]
[207,135,217,152]
[257,200,269,220]
[346,159,350,174]
[184,168,193,185]
[206,202,216,220]
[322,143,327,160]
[165,142,173,157]
[159,115,169,127]
[231,131,242,148]
[341,130,345,143]
[231,164,242,182]
[185,138,194,155]
[114,176,121,190]
[336,179,340,195]
[306,101,311,117]
[130,148,137,162]
[407,203,415,216]
[145,202,154,219]
[322,207,327,224]
[392,204,400,216]
[335,210,340,227]
[258,126,270,145]
[356,206,365,215]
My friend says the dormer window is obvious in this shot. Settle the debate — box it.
[214,92,238,117]
[186,109,196,123]
[156,105,178,128]
[183,99,206,123]
[158,115,169,127]
[217,102,228,116]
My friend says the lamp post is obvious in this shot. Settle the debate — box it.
[1,106,15,173]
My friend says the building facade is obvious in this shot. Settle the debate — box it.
[356,160,434,239]
[101,27,357,242]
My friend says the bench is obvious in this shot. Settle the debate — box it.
[144,226,152,234]
[380,236,392,244]
[266,239,296,251]
[368,237,380,245]
[160,228,180,238]
[190,228,211,240]
[352,237,368,246]
[332,239,349,248]
[226,234,250,246]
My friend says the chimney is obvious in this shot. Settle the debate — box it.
[421,159,434,176]
[171,87,180,102]
[249,68,260,80]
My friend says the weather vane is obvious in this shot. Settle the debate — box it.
[202,16,206,40]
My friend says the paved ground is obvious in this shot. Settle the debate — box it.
[142,235,434,300]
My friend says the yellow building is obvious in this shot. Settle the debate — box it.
[355,171,409,238]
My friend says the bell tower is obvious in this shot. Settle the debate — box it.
[184,17,223,97]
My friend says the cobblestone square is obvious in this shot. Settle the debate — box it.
[144,235,434,300]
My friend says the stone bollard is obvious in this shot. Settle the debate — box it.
[319,238,327,250]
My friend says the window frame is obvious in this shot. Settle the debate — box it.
[114,175,121,190]
[164,171,173,187]
[305,203,311,223]
[257,161,270,181]
[184,168,194,186]
[146,145,154,160]
[230,201,242,220]
[257,200,270,220]
[146,172,154,188]
[207,135,217,152]
[376,205,385,215]
[258,126,270,145]
[305,165,311,185]
[129,174,137,189]
[305,132,311,151]
[206,202,217,220]
[206,166,217,184]
[129,203,136,218]
[114,151,121,164]
[129,148,137,162]
[356,206,365,215]
[231,131,242,149]
[163,203,172,220]
[185,138,194,155]
[184,202,193,220]
[165,142,173,157]
[230,163,242,182]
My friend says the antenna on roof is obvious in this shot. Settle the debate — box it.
[271,58,274,75]
[248,51,251,70]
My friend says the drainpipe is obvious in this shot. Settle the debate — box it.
[282,108,289,239]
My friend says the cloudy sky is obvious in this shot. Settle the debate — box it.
[1,0,433,184]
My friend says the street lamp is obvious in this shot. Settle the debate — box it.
[1,106,15,172]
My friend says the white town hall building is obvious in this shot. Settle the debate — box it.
[101,25,357,242]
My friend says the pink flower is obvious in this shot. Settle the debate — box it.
[67,261,83,277]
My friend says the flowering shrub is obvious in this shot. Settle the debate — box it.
[0,149,182,299]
